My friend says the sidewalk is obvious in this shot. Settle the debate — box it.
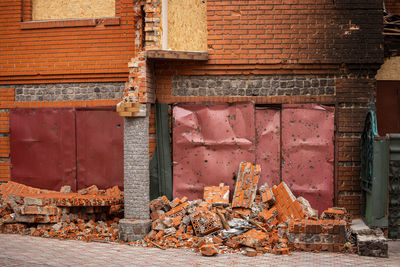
[0,234,399,267]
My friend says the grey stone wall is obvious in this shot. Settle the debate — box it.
[172,75,335,97]
[124,116,150,220]
[13,83,124,101]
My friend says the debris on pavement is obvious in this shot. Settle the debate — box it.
[134,162,355,257]
[0,161,360,256]
[0,181,123,242]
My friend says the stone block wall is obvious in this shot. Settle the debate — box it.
[172,75,335,97]
[124,116,150,220]
[13,83,124,102]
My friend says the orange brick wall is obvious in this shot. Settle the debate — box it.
[0,0,137,84]
[206,0,382,65]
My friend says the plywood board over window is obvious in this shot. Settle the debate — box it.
[32,0,115,20]
[168,0,207,52]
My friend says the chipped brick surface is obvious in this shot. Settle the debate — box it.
[272,182,306,222]
[232,162,260,209]
[190,210,222,236]
[204,183,229,205]
[0,181,123,241]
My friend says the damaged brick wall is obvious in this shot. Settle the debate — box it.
[152,1,383,217]
[336,76,376,217]
[206,0,382,65]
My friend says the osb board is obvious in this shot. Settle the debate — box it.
[32,0,115,20]
[376,56,400,81]
[168,0,207,52]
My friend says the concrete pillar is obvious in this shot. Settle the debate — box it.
[119,116,152,241]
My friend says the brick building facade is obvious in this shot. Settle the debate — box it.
[0,0,386,240]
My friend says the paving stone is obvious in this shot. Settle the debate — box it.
[0,234,399,267]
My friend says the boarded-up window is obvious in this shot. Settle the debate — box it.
[168,0,207,51]
[32,0,115,21]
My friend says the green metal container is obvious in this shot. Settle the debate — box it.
[361,111,389,227]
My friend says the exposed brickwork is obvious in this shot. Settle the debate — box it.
[287,219,347,252]
[0,0,135,83]
[172,75,335,97]
[206,0,383,65]
[232,162,260,209]
[0,162,10,182]
[13,83,124,102]
[203,183,230,205]
[0,112,9,133]
[0,88,13,183]
[336,77,376,217]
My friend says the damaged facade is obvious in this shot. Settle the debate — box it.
[0,0,391,245]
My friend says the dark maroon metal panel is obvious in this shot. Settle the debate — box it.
[10,109,77,191]
[76,110,124,190]
[255,107,281,187]
[376,81,400,135]
[281,104,335,214]
[173,103,256,200]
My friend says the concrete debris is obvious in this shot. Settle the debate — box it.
[0,181,123,242]
[134,161,355,257]
[350,219,388,258]
[296,197,318,218]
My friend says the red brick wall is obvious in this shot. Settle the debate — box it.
[0,0,137,84]
[386,0,400,14]
[207,0,382,65]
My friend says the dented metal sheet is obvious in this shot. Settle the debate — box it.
[281,104,334,214]
[255,107,281,187]
[10,109,77,191]
[76,109,124,191]
[173,103,256,200]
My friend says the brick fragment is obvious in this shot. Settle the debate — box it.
[190,210,222,236]
[78,185,100,195]
[200,242,218,256]
[233,229,268,248]
[204,183,230,205]
[165,202,189,218]
[232,162,260,209]
[259,207,277,223]
[150,196,170,212]
[260,187,275,206]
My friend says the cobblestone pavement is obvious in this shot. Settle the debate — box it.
[0,234,399,267]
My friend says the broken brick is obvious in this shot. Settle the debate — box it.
[200,242,218,256]
[165,202,189,218]
[190,210,222,236]
[232,162,260,209]
[203,183,229,205]
[233,229,268,248]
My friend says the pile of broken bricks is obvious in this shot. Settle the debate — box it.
[134,162,356,257]
[0,181,123,242]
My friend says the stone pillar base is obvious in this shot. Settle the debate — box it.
[119,219,152,242]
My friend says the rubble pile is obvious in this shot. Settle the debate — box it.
[0,181,123,242]
[137,162,355,256]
